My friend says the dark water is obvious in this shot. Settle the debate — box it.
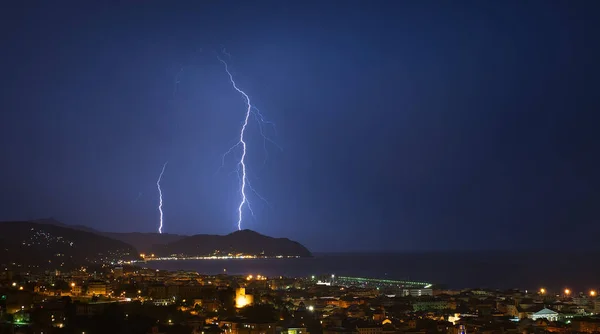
[145,252,600,292]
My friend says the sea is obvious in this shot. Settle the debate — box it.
[145,251,600,292]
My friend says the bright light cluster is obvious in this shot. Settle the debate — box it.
[138,255,299,262]
[246,274,267,281]
[22,228,74,248]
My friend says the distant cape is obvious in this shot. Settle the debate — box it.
[149,229,312,258]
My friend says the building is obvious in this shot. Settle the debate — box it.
[323,328,358,334]
[179,285,205,299]
[152,298,174,306]
[372,309,385,322]
[531,308,559,322]
[572,317,600,333]
[235,288,253,308]
[87,280,107,296]
[148,284,168,299]
[287,327,308,334]
[194,298,221,312]
[71,284,82,296]
[220,318,275,334]
[355,324,382,334]
[75,301,115,316]
[412,299,449,311]
[113,267,124,278]
[401,288,433,297]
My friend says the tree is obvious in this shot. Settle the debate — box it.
[239,304,278,322]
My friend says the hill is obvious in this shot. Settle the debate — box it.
[25,219,312,258]
[0,221,139,269]
[151,229,312,257]
[32,217,101,234]
[32,218,184,253]
[103,232,185,254]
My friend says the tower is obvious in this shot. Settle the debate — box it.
[235,287,253,308]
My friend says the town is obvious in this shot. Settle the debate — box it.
[1,265,599,334]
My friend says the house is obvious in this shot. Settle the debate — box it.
[531,308,559,322]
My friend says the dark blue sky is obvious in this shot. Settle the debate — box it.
[1,1,599,251]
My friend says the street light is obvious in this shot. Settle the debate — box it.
[564,288,571,296]
[590,290,597,297]
[540,288,546,295]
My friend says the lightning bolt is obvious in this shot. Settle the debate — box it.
[157,161,168,234]
[217,56,279,231]
[218,56,250,231]
[221,47,232,59]
[173,67,183,98]
[248,106,281,165]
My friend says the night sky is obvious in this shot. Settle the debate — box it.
[1,1,599,252]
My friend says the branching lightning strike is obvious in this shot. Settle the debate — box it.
[218,56,279,231]
[218,56,251,231]
[157,161,168,234]
[221,47,232,59]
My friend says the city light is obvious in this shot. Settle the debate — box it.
[236,294,249,308]
[2,258,593,333]
[136,254,299,261]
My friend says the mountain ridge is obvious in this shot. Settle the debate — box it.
[24,219,312,258]
[152,229,312,257]
[0,221,139,269]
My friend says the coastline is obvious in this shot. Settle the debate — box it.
[135,255,301,262]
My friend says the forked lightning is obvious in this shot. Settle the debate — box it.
[218,56,279,230]
[157,161,168,234]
